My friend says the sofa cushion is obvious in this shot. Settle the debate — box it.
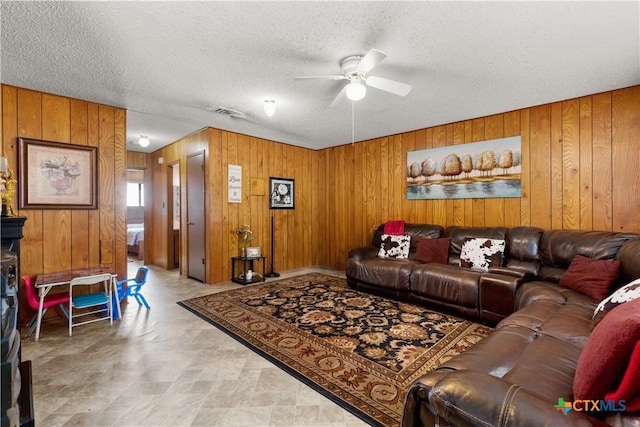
[345,257,417,295]
[539,229,636,270]
[497,298,594,347]
[617,237,640,283]
[592,277,640,327]
[573,298,640,402]
[414,238,450,264]
[502,226,544,276]
[460,238,505,272]
[514,281,598,313]
[410,263,481,308]
[559,255,621,300]
[378,234,411,259]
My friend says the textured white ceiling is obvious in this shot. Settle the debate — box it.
[2,1,639,153]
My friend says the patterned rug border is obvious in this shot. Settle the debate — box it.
[178,273,492,427]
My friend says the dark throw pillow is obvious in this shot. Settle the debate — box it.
[378,234,411,259]
[459,238,505,272]
[559,255,621,300]
[574,298,640,403]
[414,238,450,264]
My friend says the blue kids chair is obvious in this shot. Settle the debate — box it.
[116,266,150,311]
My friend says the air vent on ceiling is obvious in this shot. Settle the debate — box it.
[208,106,246,119]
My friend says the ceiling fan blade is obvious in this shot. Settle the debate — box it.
[357,49,387,74]
[295,75,346,80]
[365,75,412,97]
[330,84,348,107]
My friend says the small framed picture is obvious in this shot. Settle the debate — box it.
[269,177,294,210]
[246,247,261,257]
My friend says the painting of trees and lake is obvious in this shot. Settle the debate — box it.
[407,136,521,200]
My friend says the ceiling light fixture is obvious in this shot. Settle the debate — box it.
[138,135,150,147]
[264,100,276,117]
[345,76,366,101]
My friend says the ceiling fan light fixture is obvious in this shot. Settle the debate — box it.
[138,135,150,147]
[345,78,366,101]
[264,100,276,117]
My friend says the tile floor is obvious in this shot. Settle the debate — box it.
[22,261,370,427]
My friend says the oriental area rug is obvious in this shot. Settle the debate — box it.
[178,273,492,427]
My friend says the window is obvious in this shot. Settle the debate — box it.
[127,182,144,207]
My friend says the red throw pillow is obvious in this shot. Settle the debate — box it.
[574,298,640,402]
[383,220,405,236]
[414,238,450,264]
[559,255,621,300]
[605,341,640,412]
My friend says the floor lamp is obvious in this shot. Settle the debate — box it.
[265,213,280,277]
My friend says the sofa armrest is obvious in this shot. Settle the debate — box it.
[487,266,534,279]
[347,246,379,260]
[427,370,608,427]
[479,272,525,323]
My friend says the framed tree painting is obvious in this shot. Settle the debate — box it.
[18,138,98,209]
[269,177,294,209]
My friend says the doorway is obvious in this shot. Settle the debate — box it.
[126,169,145,261]
[168,162,180,270]
[186,152,206,282]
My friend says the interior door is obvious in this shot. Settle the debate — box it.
[186,152,206,282]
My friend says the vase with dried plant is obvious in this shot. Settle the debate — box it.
[234,224,255,257]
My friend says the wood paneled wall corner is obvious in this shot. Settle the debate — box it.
[147,127,321,284]
[1,84,127,282]
[316,85,640,270]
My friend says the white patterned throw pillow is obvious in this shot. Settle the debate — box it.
[460,238,506,272]
[592,278,640,326]
[378,234,411,259]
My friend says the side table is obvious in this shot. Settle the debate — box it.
[231,256,266,285]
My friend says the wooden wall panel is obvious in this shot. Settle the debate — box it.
[592,93,613,230]
[562,99,580,230]
[550,102,563,229]
[16,88,44,275]
[1,85,127,284]
[579,96,593,230]
[114,109,127,276]
[126,151,147,169]
[611,86,640,232]
[529,105,551,229]
[519,109,531,226]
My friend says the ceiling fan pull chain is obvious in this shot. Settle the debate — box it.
[352,101,355,145]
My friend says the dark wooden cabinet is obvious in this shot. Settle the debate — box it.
[1,216,34,427]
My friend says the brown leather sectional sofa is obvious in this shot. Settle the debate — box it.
[346,223,640,426]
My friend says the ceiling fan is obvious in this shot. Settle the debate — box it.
[296,48,412,107]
